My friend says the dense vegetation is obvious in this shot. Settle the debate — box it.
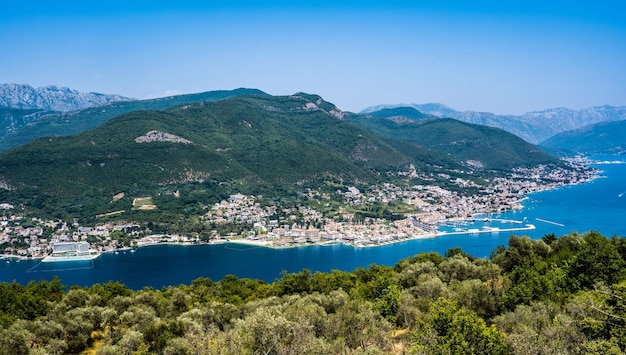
[350,114,561,170]
[0,93,466,221]
[1,231,625,354]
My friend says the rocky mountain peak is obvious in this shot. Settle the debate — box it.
[0,83,133,112]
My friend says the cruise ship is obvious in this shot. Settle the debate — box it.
[42,242,100,262]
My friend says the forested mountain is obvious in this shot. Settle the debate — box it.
[0,93,463,219]
[365,106,437,121]
[540,119,626,156]
[1,232,624,354]
[0,88,266,151]
[363,104,626,144]
[350,114,560,170]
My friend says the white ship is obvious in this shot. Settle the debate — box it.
[42,242,100,262]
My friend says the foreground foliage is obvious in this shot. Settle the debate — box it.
[1,231,625,354]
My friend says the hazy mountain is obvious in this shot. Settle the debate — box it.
[0,88,267,151]
[362,104,626,144]
[540,120,626,156]
[0,83,132,111]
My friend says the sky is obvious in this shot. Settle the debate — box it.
[1,1,625,114]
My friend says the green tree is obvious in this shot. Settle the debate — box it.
[412,298,510,354]
[569,231,625,290]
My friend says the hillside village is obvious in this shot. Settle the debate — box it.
[0,159,596,260]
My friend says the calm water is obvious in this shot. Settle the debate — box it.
[3,157,625,289]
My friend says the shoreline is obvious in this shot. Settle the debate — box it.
[0,160,604,260]
[0,221,539,260]
[227,222,536,250]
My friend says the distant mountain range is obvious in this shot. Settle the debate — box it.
[0,83,132,111]
[540,120,626,156]
[362,103,626,144]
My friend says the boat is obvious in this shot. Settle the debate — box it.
[42,242,100,262]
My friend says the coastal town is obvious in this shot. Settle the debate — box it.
[0,159,598,261]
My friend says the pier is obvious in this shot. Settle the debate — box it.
[535,218,565,227]
[439,224,536,237]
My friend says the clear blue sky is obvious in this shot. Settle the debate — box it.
[1,1,625,114]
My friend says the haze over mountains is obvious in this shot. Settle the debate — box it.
[0,83,131,111]
[362,103,626,144]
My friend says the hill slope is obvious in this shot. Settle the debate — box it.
[350,114,559,170]
[0,88,266,151]
[540,119,626,155]
[366,107,437,121]
[0,93,453,218]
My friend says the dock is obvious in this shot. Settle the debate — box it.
[535,218,565,227]
[439,224,536,236]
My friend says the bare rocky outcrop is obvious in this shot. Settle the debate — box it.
[134,131,193,144]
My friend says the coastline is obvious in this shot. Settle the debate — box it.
[227,221,536,250]
[0,158,607,260]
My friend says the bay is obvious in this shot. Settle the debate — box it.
[2,156,625,290]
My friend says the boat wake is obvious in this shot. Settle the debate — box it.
[27,260,96,273]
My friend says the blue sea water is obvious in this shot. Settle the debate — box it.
[2,157,625,289]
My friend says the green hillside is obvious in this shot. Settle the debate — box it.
[0,88,266,151]
[351,115,560,170]
[540,120,626,156]
[367,106,436,121]
[0,93,456,219]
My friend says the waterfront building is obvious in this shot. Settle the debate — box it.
[42,241,100,262]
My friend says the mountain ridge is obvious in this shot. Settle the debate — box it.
[0,87,267,151]
[0,83,133,111]
[362,103,626,144]
[349,113,560,170]
[540,119,626,155]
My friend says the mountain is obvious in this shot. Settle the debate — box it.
[0,107,56,139]
[540,120,626,156]
[0,88,267,151]
[351,113,559,170]
[0,83,132,111]
[362,104,626,144]
[366,106,437,121]
[0,93,458,218]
